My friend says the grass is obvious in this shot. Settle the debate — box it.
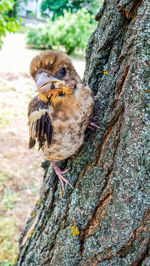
[1,261,14,266]
[0,216,18,263]
[2,188,18,209]
[0,78,43,262]
[0,112,10,127]
[0,171,18,263]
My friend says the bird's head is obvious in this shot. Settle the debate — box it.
[30,50,82,105]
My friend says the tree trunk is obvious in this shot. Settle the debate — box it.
[16,0,150,265]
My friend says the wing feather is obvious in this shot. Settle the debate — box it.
[45,113,53,146]
[28,95,53,150]
[32,122,36,139]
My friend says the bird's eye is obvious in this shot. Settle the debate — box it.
[54,67,67,80]
[59,67,67,76]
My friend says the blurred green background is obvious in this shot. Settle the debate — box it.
[0,0,103,264]
[0,0,104,54]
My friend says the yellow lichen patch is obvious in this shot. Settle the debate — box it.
[39,93,48,103]
[38,200,40,206]
[33,210,36,217]
[29,230,35,237]
[104,70,108,75]
[60,190,63,198]
[72,225,80,236]
[14,255,18,264]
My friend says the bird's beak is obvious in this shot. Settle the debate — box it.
[35,72,62,93]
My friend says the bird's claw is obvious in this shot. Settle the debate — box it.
[58,173,72,190]
[51,162,72,190]
[88,122,100,130]
[61,168,70,174]
[90,122,100,128]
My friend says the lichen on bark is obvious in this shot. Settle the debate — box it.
[16,0,150,265]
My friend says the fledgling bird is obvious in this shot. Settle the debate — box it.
[28,50,94,189]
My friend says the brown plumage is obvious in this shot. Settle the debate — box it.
[28,50,94,189]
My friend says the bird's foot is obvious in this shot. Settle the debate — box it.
[51,161,72,190]
[92,115,99,121]
[88,122,100,130]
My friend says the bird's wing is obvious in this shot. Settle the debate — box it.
[28,95,53,150]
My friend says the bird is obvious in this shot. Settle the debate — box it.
[28,50,95,189]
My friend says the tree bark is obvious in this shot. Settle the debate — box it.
[16,0,150,265]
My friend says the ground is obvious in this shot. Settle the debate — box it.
[0,33,85,264]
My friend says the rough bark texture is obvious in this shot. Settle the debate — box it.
[16,0,150,265]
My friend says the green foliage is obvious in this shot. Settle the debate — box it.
[7,0,19,18]
[26,8,97,54]
[0,0,21,48]
[41,0,68,19]
[27,27,51,49]
[41,0,103,19]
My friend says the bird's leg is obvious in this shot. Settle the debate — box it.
[51,161,72,190]
[88,122,100,130]
[92,115,99,121]
[90,122,100,128]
